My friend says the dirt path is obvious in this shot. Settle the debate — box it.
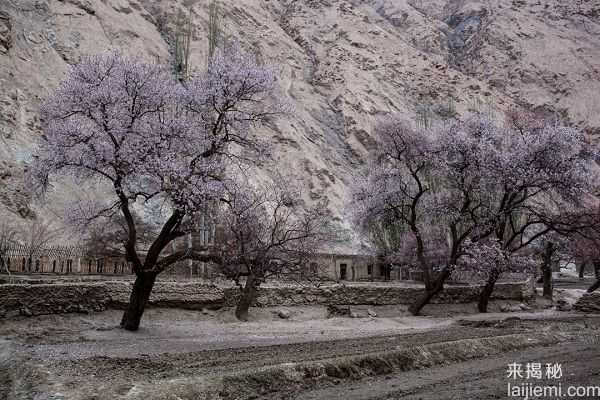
[294,343,600,400]
[2,308,600,399]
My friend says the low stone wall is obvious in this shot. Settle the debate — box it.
[0,283,110,318]
[107,281,226,310]
[573,292,600,313]
[0,279,534,318]
[231,280,534,307]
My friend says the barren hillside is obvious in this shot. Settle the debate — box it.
[1,0,599,236]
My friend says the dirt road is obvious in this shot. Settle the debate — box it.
[2,307,599,399]
[294,342,600,400]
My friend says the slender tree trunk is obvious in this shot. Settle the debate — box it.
[409,269,450,315]
[235,274,258,321]
[120,272,157,331]
[478,269,501,313]
[588,261,600,293]
[579,261,586,279]
[541,242,555,300]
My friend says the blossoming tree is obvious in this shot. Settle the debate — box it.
[220,177,329,321]
[351,112,598,314]
[30,43,282,330]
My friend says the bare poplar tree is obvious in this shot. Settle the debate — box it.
[21,219,60,272]
[0,221,17,274]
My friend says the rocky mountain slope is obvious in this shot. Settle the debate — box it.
[0,0,599,240]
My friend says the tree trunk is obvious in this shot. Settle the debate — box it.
[478,270,500,313]
[235,274,258,321]
[588,261,600,293]
[579,261,586,279]
[120,272,157,331]
[541,242,555,300]
[409,269,450,315]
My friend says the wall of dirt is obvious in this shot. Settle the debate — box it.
[0,279,534,318]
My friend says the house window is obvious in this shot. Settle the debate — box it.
[367,264,373,275]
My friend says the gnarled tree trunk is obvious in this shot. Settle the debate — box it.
[121,272,157,331]
[235,274,258,321]
[409,269,450,315]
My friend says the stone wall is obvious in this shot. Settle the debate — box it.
[0,279,535,318]
[107,281,226,310]
[0,283,110,318]
[230,280,534,307]
[573,292,600,313]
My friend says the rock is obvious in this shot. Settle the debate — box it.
[349,311,360,318]
[500,303,522,313]
[518,303,531,311]
[556,299,572,312]
[201,308,216,316]
[367,308,377,317]
[327,304,352,318]
[20,307,32,316]
[277,309,291,319]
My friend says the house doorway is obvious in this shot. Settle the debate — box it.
[340,263,347,280]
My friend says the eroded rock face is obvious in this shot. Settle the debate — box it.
[0,0,599,229]
[444,7,489,74]
[0,11,11,54]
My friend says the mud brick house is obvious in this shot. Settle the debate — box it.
[3,243,132,275]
